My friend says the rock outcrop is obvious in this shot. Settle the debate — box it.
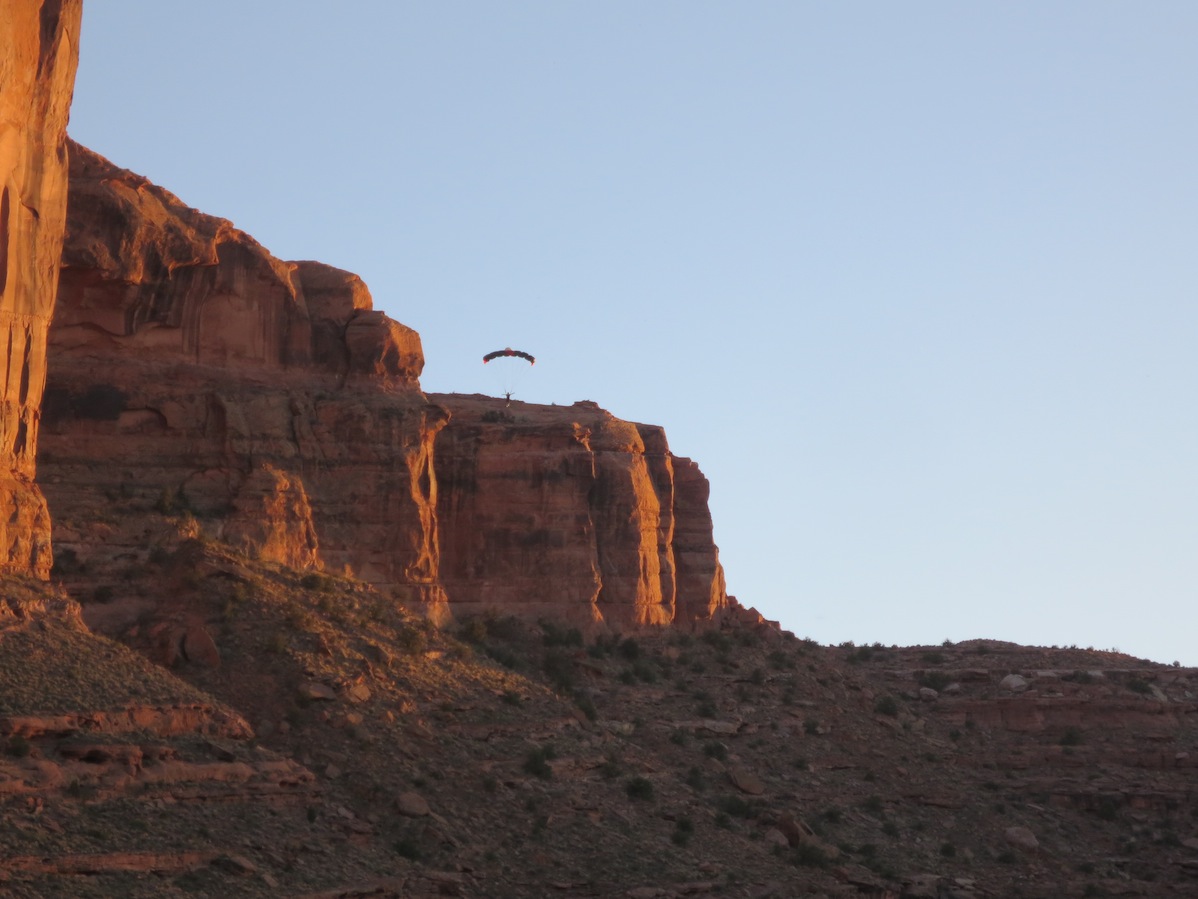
[433,396,727,627]
[0,0,83,577]
[39,144,729,631]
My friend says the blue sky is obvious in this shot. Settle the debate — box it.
[67,2,1198,664]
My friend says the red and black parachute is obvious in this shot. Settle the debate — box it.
[482,348,535,365]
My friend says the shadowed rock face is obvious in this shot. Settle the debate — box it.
[0,0,83,577]
[39,145,731,630]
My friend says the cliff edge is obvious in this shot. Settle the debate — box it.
[39,143,731,634]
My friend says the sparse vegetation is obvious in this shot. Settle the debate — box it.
[523,744,557,779]
[873,695,900,716]
[1060,727,1084,746]
[625,776,654,801]
[0,548,1186,898]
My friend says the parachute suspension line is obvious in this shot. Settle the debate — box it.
[482,347,535,402]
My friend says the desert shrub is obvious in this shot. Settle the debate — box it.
[625,776,654,801]
[618,637,641,660]
[523,744,556,779]
[873,695,900,717]
[541,649,576,692]
[671,816,694,846]
[483,644,522,670]
[154,487,191,515]
[540,620,583,647]
[459,617,488,644]
[695,697,718,718]
[1095,795,1121,821]
[573,692,597,721]
[917,670,953,691]
[861,795,884,814]
[703,741,728,761]
[1126,677,1152,695]
[701,631,732,653]
[631,660,658,683]
[52,547,83,575]
[394,623,428,654]
[393,836,423,860]
[768,649,794,670]
[1060,727,1084,746]
[5,735,31,758]
[300,572,337,594]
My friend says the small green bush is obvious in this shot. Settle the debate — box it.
[873,695,900,717]
[618,637,641,660]
[703,741,728,761]
[861,795,884,814]
[671,816,694,846]
[5,735,31,758]
[523,744,556,779]
[625,776,654,801]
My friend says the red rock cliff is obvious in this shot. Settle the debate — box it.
[0,0,82,577]
[432,397,727,628]
[39,143,730,631]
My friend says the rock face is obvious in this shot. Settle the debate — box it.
[39,144,729,630]
[433,397,727,627]
[0,0,83,577]
[44,143,445,607]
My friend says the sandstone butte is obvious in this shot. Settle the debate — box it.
[0,0,82,578]
[36,140,739,634]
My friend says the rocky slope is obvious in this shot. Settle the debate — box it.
[4,557,1195,898]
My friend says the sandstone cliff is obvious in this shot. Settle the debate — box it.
[39,143,730,631]
[0,0,82,577]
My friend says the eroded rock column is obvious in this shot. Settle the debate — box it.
[0,0,83,576]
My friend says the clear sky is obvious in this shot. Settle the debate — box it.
[67,2,1198,664]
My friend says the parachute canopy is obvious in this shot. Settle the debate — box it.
[483,347,535,365]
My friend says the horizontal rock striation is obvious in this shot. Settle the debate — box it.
[39,145,730,631]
